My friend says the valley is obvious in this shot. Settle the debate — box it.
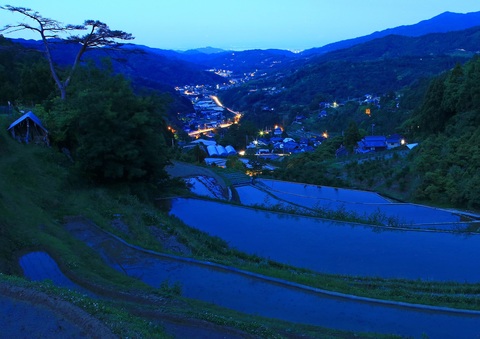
[1,8,480,338]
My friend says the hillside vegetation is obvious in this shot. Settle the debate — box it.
[269,56,480,210]
[219,26,480,130]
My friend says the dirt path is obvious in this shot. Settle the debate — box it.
[0,282,116,339]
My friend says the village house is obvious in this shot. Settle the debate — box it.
[386,134,406,149]
[273,126,283,136]
[356,136,387,153]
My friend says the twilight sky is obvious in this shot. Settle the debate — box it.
[1,1,479,51]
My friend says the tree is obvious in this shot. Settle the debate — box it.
[410,75,448,136]
[219,120,258,150]
[43,61,170,184]
[191,144,207,164]
[0,35,56,105]
[344,121,361,152]
[0,5,133,100]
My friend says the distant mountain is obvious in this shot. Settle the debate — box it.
[10,10,480,95]
[184,48,297,74]
[303,11,480,55]
[11,38,223,89]
[220,25,480,113]
[126,46,298,74]
[310,25,480,63]
[181,47,227,55]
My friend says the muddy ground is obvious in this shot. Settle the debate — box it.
[0,282,115,339]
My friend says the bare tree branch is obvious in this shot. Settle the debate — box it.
[0,6,71,37]
[1,5,134,101]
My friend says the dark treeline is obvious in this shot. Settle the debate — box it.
[0,36,55,106]
[0,37,173,191]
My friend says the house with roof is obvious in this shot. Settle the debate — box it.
[294,115,305,124]
[356,136,387,153]
[318,110,328,118]
[299,137,309,147]
[283,141,300,153]
[386,134,405,149]
[301,145,315,153]
[190,138,217,147]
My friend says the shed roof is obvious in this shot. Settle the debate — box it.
[362,136,386,148]
[8,111,48,133]
[190,139,217,147]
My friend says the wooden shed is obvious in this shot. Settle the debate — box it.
[7,111,49,145]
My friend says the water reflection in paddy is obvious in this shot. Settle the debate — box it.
[122,252,480,339]
[185,176,226,200]
[65,225,480,339]
[258,179,390,203]
[19,251,93,296]
[170,198,480,282]
[238,179,463,225]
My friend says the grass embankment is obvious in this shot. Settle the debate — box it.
[0,115,392,338]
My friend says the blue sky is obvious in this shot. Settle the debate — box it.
[1,1,479,51]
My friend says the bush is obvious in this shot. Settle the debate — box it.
[43,62,171,184]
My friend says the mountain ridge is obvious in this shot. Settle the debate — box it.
[218,24,480,126]
[7,10,480,112]
[9,10,480,82]
[302,11,480,55]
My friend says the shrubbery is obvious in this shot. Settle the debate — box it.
[37,61,172,185]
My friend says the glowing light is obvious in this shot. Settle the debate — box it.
[210,95,224,107]
[322,131,328,138]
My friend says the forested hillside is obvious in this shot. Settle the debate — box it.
[405,57,480,209]
[219,26,480,129]
[302,11,480,56]
[272,56,480,210]
[12,38,223,89]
